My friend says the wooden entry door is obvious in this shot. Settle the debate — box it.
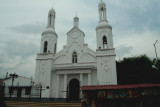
[69,78,80,101]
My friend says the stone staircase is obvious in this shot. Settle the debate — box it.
[5,101,82,107]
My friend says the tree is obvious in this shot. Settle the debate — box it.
[153,58,160,71]
[116,54,160,84]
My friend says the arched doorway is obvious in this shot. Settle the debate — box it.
[69,78,80,101]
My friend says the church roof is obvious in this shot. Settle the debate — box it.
[67,26,85,36]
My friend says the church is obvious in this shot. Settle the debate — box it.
[35,1,117,100]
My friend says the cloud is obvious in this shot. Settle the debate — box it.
[116,45,133,58]
[0,33,39,78]
[0,55,36,79]
[114,29,160,60]
[8,22,46,34]
[0,0,160,79]
[0,35,38,78]
[108,0,160,36]
[0,56,22,69]
[0,37,39,57]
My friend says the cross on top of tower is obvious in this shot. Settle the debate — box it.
[51,0,54,9]
[76,12,77,17]
[52,2,54,9]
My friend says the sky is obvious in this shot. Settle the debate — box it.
[0,0,160,78]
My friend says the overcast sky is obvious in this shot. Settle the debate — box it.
[0,0,160,78]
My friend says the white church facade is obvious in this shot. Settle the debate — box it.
[35,1,117,100]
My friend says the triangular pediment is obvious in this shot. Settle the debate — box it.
[67,26,85,36]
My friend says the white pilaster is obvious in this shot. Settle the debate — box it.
[80,73,84,98]
[56,74,59,98]
[63,74,67,98]
[88,73,91,85]
[80,73,83,86]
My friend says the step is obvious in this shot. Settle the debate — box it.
[5,101,82,107]
[6,102,81,105]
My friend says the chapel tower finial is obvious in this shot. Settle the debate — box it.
[74,15,79,28]
[40,8,58,54]
[47,8,56,28]
[98,1,107,22]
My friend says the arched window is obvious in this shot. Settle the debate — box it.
[72,52,77,63]
[101,7,104,20]
[54,43,56,54]
[101,7,104,11]
[43,41,48,53]
[50,14,52,26]
[103,36,107,49]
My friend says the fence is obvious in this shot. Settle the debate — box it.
[0,82,5,100]
[1,84,42,101]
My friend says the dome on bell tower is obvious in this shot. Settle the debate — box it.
[98,1,106,8]
[48,8,55,15]
[96,21,112,30]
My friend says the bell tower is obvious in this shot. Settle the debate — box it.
[35,8,58,98]
[40,8,58,54]
[96,1,117,85]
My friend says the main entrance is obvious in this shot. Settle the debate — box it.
[69,78,80,101]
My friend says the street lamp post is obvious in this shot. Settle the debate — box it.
[153,40,158,61]
[9,73,18,99]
